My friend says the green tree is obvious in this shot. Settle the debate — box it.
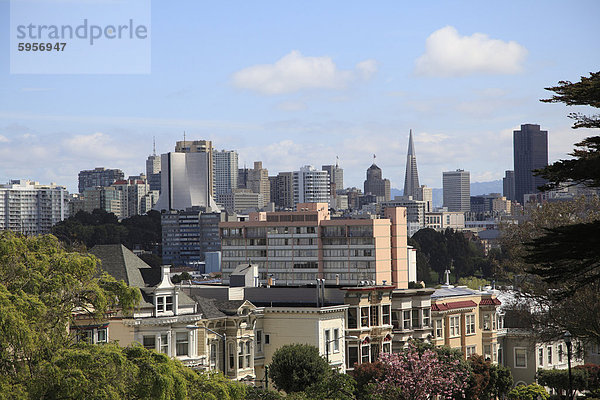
[507,383,549,400]
[537,368,588,396]
[304,371,356,400]
[466,355,514,400]
[268,344,331,393]
[526,71,600,297]
[0,232,140,394]
[457,276,490,290]
[351,361,386,400]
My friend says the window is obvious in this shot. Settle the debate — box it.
[176,332,188,356]
[466,345,476,358]
[143,335,156,350]
[382,305,391,325]
[483,314,491,331]
[325,329,331,355]
[333,329,340,353]
[547,346,552,365]
[97,328,107,343]
[156,296,164,312]
[347,346,359,369]
[435,319,443,338]
[361,345,370,364]
[466,314,476,335]
[156,295,174,313]
[392,311,401,329]
[403,310,411,330]
[361,307,369,327]
[256,330,263,352]
[484,345,492,361]
[348,308,358,329]
[558,344,563,362]
[265,334,270,345]
[165,296,173,311]
[515,348,527,368]
[493,343,498,362]
[246,341,251,368]
[371,306,380,326]
[538,348,544,366]
[412,309,420,328]
[239,342,244,369]
[160,334,168,354]
[210,343,217,366]
[382,342,391,354]
[449,316,460,337]
[422,309,430,327]
[229,343,235,370]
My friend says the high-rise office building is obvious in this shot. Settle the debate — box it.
[364,163,391,201]
[503,170,515,202]
[293,166,330,206]
[246,161,270,205]
[213,150,239,201]
[161,207,222,267]
[270,172,294,210]
[0,180,69,235]
[322,161,344,194]
[146,138,161,192]
[78,167,124,193]
[153,152,219,212]
[175,139,214,196]
[442,169,470,212]
[403,130,420,199]
[83,186,123,218]
[513,124,548,205]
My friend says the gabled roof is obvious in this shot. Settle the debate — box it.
[193,296,255,318]
[90,244,157,288]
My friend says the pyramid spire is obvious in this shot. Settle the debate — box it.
[403,129,420,198]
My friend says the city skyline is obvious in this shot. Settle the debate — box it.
[1,1,599,193]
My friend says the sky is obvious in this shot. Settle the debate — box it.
[1,0,599,193]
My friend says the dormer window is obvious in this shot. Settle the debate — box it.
[156,295,174,313]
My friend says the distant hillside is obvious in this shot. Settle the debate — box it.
[391,179,504,208]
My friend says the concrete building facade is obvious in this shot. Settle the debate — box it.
[213,150,239,202]
[78,167,124,193]
[292,166,330,207]
[0,180,69,235]
[443,169,471,212]
[220,203,409,288]
[364,163,391,201]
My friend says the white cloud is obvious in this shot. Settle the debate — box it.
[62,132,133,160]
[415,26,527,77]
[232,50,377,95]
[0,135,9,143]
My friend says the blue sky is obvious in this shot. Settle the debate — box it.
[1,0,599,193]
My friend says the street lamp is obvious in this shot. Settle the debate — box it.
[326,335,359,364]
[564,331,573,400]
[187,325,227,375]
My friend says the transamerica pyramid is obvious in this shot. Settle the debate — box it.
[403,129,420,199]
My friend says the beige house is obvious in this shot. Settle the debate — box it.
[391,287,435,351]
[343,286,395,370]
[78,245,205,368]
[430,285,503,363]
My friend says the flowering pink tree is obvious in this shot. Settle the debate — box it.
[375,343,469,400]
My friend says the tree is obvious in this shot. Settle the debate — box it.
[374,342,469,400]
[268,344,331,394]
[537,368,588,396]
[466,355,514,400]
[352,361,386,400]
[526,71,600,296]
[30,343,246,400]
[304,371,356,400]
[507,383,549,400]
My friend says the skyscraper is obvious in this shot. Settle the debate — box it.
[322,160,344,194]
[403,129,420,199]
[364,162,391,201]
[513,124,548,205]
[78,167,124,193]
[293,166,330,206]
[146,140,162,193]
[442,169,470,212]
[152,152,219,212]
[175,139,214,196]
[213,150,238,201]
[503,170,515,202]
